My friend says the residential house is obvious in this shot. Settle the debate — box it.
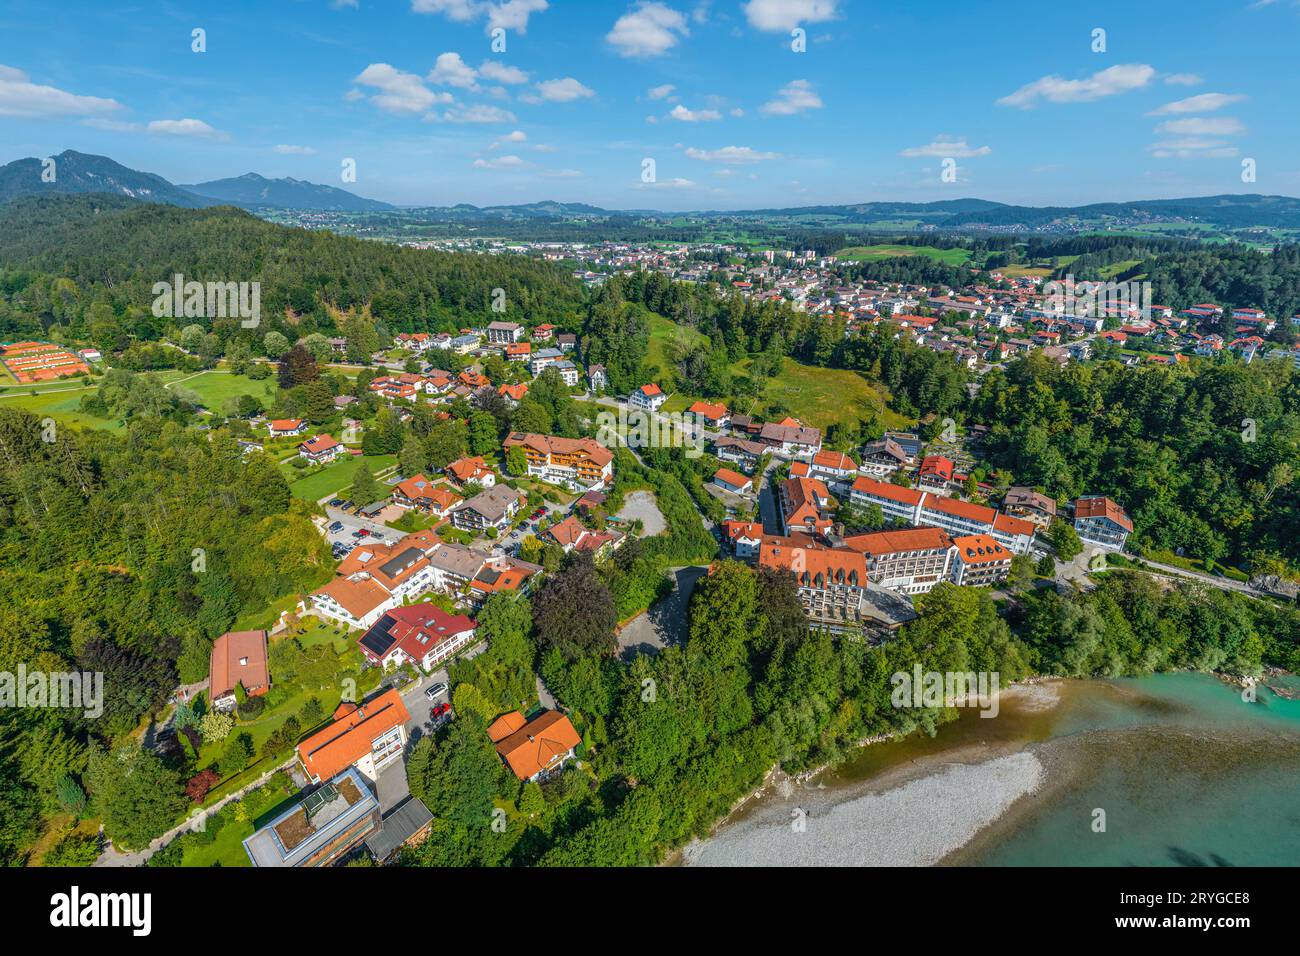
[208,630,270,711]
[488,710,582,781]
[686,400,731,430]
[358,605,478,671]
[917,455,955,492]
[267,418,307,438]
[712,435,767,472]
[300,433,344,464]
[1002,487,1057,529]
[391,475,462,516]
[712,467,753,495]
[487,321,524,345]
[296,689,410,784]
[445,456,496,489]
[778,476,835,537]
[588,364,608,391]
[1073,495,1132,550]
[541,515,625,558]
[450,485,525,533]
[629,383,667,411]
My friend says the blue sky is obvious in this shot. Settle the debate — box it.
[1,0,1298,209]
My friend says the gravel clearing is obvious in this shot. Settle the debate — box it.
[616,490,666,536]
[682,751,1044,867]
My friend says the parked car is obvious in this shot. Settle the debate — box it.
[328,521,344,532]
[328,498,344,507]
[356,529,370,538]
[431,702,452,718]
[338,500,354,510]
[424,682,448,700]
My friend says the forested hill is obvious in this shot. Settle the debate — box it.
[0,194,586,337]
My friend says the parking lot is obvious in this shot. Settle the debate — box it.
[322,503,399,555]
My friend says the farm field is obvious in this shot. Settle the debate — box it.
[834,243,972,265]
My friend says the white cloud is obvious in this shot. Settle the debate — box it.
[525,77,595,103]
[900,137,991,158]
[429,52,479,89]
[487,0,548,33]
[669,104,721,122]
[1149,92,1247,115]
[473,154,527,168]
[479,60,529,84]
[743,0,838,32]
[502,129,527,142]
[684,145,780,163]
[760,79,822,116]
[272,144,316,154]
[0,64,123,118]
[637,176,697,189]
[147,118,227,139]
[607,2,690,58]
[1164,73,1202,86]
[997,63,1155,108]
[647,83,676,100]
[729,107,744,117]
[540,167,581,178]
[442,104,517,123]
[533,143,556,152]
[1156,116,1246,135]
[353,63,451,113]
[411,0,479,21]
[1149,138,1239,159]
[412,0,548,33]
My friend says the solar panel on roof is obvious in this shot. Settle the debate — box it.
[302,784,337,819]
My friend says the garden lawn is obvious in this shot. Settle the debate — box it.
[285,453,397,502]
[168,369,278,410]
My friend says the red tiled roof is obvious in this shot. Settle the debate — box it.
[1074,495,1132,532]
[297,688,410,781]
[209,630,269,700]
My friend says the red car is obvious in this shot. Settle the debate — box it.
[356,529,370,537]
[431,703,452,718]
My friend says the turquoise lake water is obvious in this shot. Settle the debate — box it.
[955,673,1300,866]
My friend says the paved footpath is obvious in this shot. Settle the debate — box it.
[93,756,298,867]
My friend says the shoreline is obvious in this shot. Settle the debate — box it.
[678,680,1064,867]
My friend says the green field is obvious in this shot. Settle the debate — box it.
[645,313,710,377]
[834,244,973,265]
[284,452,397,502]
[0,385,121,431]
[167,369,279,410]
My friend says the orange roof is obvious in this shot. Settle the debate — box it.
[544,515,588,548]
[925,494,997,525]
[491,710,582,780]
[499,382,529,401]
[722,520,764,542]
[209,630,269,700]
[992,512,1038,538]
[812,449,857,471]
[487,711,527,742]
[300,434,340,454]
[269,418,304,431]
[502,432,614,467]
[850,475,925,506]
[1074,495,1132,532]
[952,534,1011,565]
[842,527,953,557]
[446,456,491,482]
[758,540,868,585]
[713,467,751,489]
[638,383,662,397]
[296,688,410,781]
[687,400,729,419]
[315,574,394,619]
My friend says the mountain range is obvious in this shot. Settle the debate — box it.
[3,150,1300,230]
